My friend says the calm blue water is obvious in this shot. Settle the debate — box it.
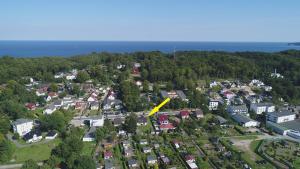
[0,41,299,57]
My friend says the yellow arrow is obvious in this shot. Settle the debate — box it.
[148,97,170,116]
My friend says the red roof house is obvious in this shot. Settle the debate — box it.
[25,103,36,110]
[159,123,175,131]
[185,155,195,163]
[180,111,189,119]
[158,114,169,125]
[104,151,113,159]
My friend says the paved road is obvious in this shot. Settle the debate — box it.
[0,162,42,169]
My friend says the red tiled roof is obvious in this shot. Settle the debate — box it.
[158,114,168,122]
[160,123,175,129]
[104,151,113,157]
[48,92,58,97]
[185,155,195,161]
[25,103,36,109]
[180,111,189,117]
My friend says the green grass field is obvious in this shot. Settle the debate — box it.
[11,139,61,163]
[81,142,96,156]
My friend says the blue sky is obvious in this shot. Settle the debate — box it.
[0,0,300,42]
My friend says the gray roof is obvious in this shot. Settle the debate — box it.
[128,159,137,165]
[105,159,114,169]
[267,111,295,117]
[176,90,186,100]
[83,127,96,138]
[232,114,254,123]
[229,104,248,110]
[253,102,274,107]
[216,115,227,124]
[160,90,169,98]
[280,119,300,131]
[147,155,156,161]
[12,118,33,125]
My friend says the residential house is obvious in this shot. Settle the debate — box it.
[142,147,152,153]
[147,155,157,165]
[128,159,138,168]
[159,154,170,165]
[140,139,148,145]
[209,99,219,110]
[25,103,36,111]
[180,111,190,119]
[172,140,181,149]
[12,118,34,136]
[104,151,113,160]
[158,114,169,125]
[89,115,104,127]
[124,148,134,157]
[227,104,248,116]
[43,105,57,115]
[185,155,196,163]
[250,102,275,114]
[53,100,64,108]
[216,115,228,126]
[194,110,204,119]
[46,92,58,102]
[160,90,187,101]
[267,111,296,123]
[105,159,115,169]
[35,87,48,96]
[137,116,147,126]
[82,127,96,142]
[90,101,99,110]
[45,130,58,140]
[113,118,123,127]
[232,114,260,127]
[122,141,131,149]
[23,130,42,143]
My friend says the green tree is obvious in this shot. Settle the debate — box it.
[124,113,137,133]
[0,114,10,134]
[76,71,90,83]
[0,137,14,163]
[48,83,58,92]
[74,155,96,169]
[21,159,39,169]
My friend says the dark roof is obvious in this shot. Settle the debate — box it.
[138,116,147,123]
[268,111,295,117]
[128,159,137,165]
[46,130,57,137]
[280,119,300,131]
[23,130,41,141]
[232,114,254,123]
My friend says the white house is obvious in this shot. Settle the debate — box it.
[45,131,58,140]
[89,115,104,127]
[267,111,296,123]
[66,74,76,80]
[227,104,248,116]
[12,119,34,136]
[250,102,275,114]
[43,105,57,115]
[23,130,43,143]
[232,114,260,127]
[209,99,219,110]
[147,155,157,165]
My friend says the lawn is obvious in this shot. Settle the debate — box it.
[11,139,61,163]
[81,141,96,156]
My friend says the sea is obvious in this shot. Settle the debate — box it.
[0,41,299,58]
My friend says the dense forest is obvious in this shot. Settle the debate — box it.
[0,50,300,103]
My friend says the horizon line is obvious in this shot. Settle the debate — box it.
[0,40,297,43]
